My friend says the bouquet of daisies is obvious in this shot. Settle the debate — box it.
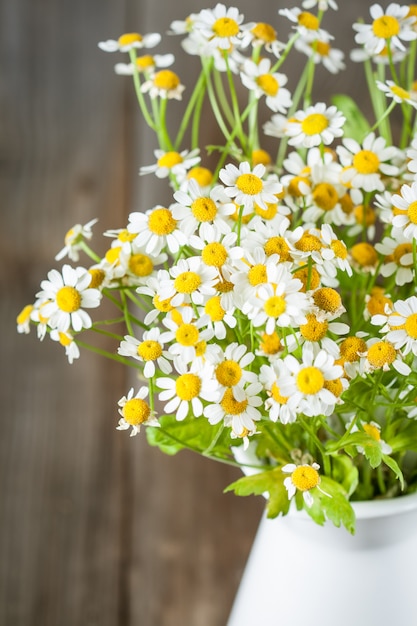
[18,2,417,533]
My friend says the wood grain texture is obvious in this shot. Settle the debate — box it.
[1,0,369,624]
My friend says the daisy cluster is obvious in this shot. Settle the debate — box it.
[18,3,417,527]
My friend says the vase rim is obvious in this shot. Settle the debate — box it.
[351,489,417,519]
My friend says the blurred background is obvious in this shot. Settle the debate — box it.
[1,0,370,624]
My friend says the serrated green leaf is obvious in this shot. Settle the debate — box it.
[331,94,371,142]
[382,454,405,489]
[331,455,359,496]
[308,476,356,534]
[225,468,290,518]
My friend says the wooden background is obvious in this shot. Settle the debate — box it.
[2,1,369,624]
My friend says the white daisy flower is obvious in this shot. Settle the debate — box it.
[157,361,219,421]
[286,311,349,359]
[353,4,417,56]
[350,44,406,65]
[199,295,237,340]
[36,264,101,333]
[140,148,200,180]
[358,338,411,376]
[376,80,417,109]
[247,21,286,57]
[141,69,186,100]
[158,257,218,307]
[55,218,98,262]
[98,32,161,53]
[317,223,353,277]
[391,181,417,238]
[381,296,417,356]
[136,272,176,326]
[16,304,33,334]
[172,179,235,236]
[189,224,243,279]
[294,37,345,74]
[114,53,175,75]
[278,344,344,417]
[278,8,331,41]
[50,329,80,364]
[301,0,338,10]
[263,113,289,139]
[211,343,258,402]
[29,300,52,340]
[192,4,246,51]
[246,263,309,334]
[240,58,292,113]
[127,205,187,256]
[259,362,298,424]
[375,230,414,286]
[117,386,159,437]
[282,462,323,507]
[161,306,216,367]
[285,103,345,148]
[348,418,392,455]
[337,132,399,193]
[219,161,282,213]
[203,381,263,440]
[118,327,172,378]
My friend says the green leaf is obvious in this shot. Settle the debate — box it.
[225,468,290,518]
[146,414,231,457]
[382,454,405,490]
[331,455,359,497]
[331,94,371,142]
[308,476,356,534]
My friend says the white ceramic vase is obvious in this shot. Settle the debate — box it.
[227,487,417,626]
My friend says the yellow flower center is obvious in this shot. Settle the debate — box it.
[287,176,310,197]
[153,294,173,312]
[296,366,324,394]
[187,166,213,187]
[251,22,277,43]
[297,11,319,30]
[123,398,151,426]
[313,287,342,313]
[407,200,417,224]
[294,266,320,292]
[17,304,33,325]
[408,5,417,18]
[195,340,207,357]
[353,150,380,174]
[367,341,396,368]
[201,242,227,267]
[331,239,348,260]
[138,340,163,361]
[405,313,417,339]
[255,202,277,220]
[301,113,328,136]
[212,16,240,37]
[264,295,286,318]
[264,236,291,260]
[129,253,153,277]
[88,268,105,288]
[248,264,267,286]
[340,193,354,215]
[351,242,378,267]
[216,278,234,293]
[291,465,320,491]
[270,382,288,404]
[295,232,323,252]
[220,388,248,415]
[175,373,201,401]
[312,183,338,211]
[136,55,155,71]
[236,173,263,195]
[324,378,343,397]
[175,323,199,346]
[391,85,411,100]
[58,332,72,347]
[260,331,282,355]
[56,286,81,313]
[64,227,76,245]
[205,296,225,322]
[366,290,392,316]
[339,336,367,362]
[363,423,381,441]
[257,74,279,97]
[314,40,331,56]
[118,33,143,47]
[174,271,202,294]
[216,360,242,387]
[252,148,272,167]
[153,70,180,91]
[300,314,329,342]
[157,151,183,169]
[392,243,413,265]
[148,208,177,235]
[118,229,136,243]
[190,198,218,223]
[372,15,400,39]
[354,204,376,226]
[105,247,121,265]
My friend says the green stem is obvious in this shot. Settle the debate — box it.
[75,340,142,369]
[128,49,157,131]
[175,70,207,150]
